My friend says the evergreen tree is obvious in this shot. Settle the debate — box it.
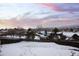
[26,28,36,40]
[53,27,59,34]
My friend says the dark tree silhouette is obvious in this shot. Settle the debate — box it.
[47,33,53,41]
[26,28,36,40]
[8,29,17,37]
[70,28,73,32]
[53,27,59,34]
[72,34,79,41]
[15,28,26,38]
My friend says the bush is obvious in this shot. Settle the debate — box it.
[72,34,79,41]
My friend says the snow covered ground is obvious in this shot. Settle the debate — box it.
[0,41,79,56]
[0,32,79,56]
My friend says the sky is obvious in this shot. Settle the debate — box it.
[0,3,79,19]
[0,3,79,28]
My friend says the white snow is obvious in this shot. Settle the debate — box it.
[34,36,40,40]
[1,41,79,56]
[63,32,79,37]
[39,31,79,37]
[1,32,79,56]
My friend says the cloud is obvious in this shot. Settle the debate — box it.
[0,3,79,19]
[0,3,79,28]
[41,3,79,12]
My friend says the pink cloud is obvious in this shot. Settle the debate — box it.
[40,3,63,12]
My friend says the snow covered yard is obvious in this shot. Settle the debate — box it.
[0,41,79,56]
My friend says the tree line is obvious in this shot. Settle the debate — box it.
[0,27,79,41]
